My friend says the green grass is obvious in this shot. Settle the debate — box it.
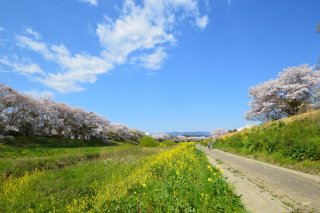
[0,136,120,177]
[139,135,160,147]
[211,110,320,175]
[0,137,246,212]
[160,139,177,147]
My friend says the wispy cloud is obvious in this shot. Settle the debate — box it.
[16,35,53,60]
[5,0,208,93]
[196,15,209,29]
[25,27,41,39]
[16,35,112,92]
[0,55,44,76]
[79,0,98,6]
[132,48,167,70]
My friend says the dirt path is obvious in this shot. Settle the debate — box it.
[196,144,320,213]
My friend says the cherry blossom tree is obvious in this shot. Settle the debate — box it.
[211,128,228,139]
[106,124,132,142]
[129,129,145,142]
[0,83,128,142]
[0,84,15,133]
[246,64,320,121]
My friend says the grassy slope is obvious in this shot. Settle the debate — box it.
[0,137,246,212]
[0,136,121,177]
[212,110,320,175]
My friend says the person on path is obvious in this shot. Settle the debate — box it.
[207,140,212,150]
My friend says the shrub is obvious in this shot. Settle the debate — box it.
[160,140,176,147]
[139,136,159,147]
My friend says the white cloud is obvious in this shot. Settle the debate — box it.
[133,48,167,70]
[25,28,41,39]
[96,0,208,66]
[79,0,98,6]
[16,35,53,60]
[24,89,55,99]
[0,55,44,76]
[196,15,208,29]
[16,36,112,93]
[11,0,208,93]
[40,48,113,92]
[96,1,176,65]
[0,26,5,32]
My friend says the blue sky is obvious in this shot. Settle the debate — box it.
[0,0,319,133]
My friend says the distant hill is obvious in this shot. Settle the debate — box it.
[167,131,211,137]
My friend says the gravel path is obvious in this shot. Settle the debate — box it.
[196,144,320,213]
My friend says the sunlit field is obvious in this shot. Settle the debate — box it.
[0,137,245,212]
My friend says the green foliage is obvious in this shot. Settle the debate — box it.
[213,110,320,175]
[160,139,176,147]
[139,135,159,147]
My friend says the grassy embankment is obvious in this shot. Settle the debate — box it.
[209,110,320,175]
[0,137,246,212]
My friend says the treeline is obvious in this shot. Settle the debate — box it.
[0,83,144,142]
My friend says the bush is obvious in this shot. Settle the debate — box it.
[139,136,159,147]
[160,140,176,147]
